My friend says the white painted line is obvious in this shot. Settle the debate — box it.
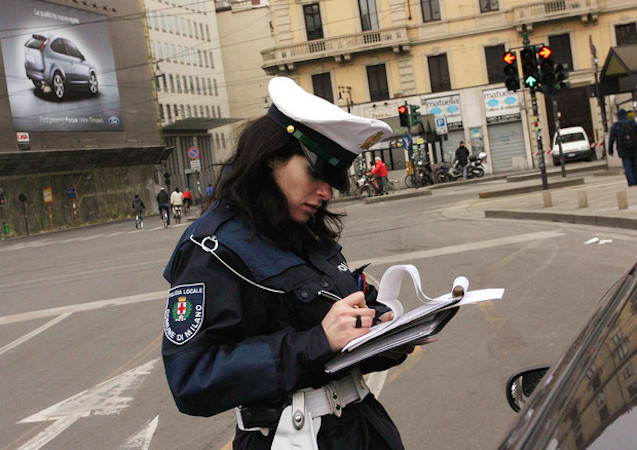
[348,230,564,268]
[0,291,166,326]
[0,313,72,356]
[103,231,125,237]
[18,359,159,450]
[119,415,159,450]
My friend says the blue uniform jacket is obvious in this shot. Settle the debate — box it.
[161,203,404,431]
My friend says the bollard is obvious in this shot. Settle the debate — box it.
[617,191,628,210]
[578,191,589,208]
[542,191,552,208]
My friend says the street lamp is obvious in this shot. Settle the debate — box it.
[338,85,352,112]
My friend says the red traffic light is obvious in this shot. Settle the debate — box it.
[538,46,552,59]
[398,105,407,114]
[502,52,516,65]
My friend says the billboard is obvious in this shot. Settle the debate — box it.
[483,88,521,124]
[0,0,124,132]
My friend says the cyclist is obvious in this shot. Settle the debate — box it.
[182,188,193,215]
[132,195,145,228]
[157,187,170,226]
[170,187,184,222]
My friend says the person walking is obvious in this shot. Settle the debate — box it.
[454,141,470,180]
[156,187,170,225]
[608,109,637,186]
[370,156,389,194]
[162,76,413,449]
[206,183,213,198]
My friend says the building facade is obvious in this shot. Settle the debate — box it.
[144,0,234,196]
[0,0,167,237]
[261,0,637,174]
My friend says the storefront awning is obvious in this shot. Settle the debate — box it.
[0,145,172,176]
[600,45,637,95]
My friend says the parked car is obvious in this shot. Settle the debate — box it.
[500,262,637,449]
[24,34,98,100]
[552,126,596,166]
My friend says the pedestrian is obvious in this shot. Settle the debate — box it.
[206,183,213,198]
[162,76,413,449]
[608,109,637,186]
[455,141,470,180]
[370,156,389,194]
[156,187,170,225]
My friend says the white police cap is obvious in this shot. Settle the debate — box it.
[267,77,392,191]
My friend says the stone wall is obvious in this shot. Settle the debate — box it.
[0,165,157,238]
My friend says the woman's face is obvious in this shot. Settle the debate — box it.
[272,155,333,224]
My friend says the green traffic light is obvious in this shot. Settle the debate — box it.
[525,75,537,87]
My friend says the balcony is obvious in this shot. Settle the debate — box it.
[513,0,600,32]
[261,26,409,74]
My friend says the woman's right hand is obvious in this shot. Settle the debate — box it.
[321,292,376,352]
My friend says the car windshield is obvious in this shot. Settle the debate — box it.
[558,132,586,144]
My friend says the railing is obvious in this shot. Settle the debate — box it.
[261,26,408,68]
[513,0,599,24]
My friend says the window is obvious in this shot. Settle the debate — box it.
[168,74,175,92]
[176,74,182,93]
[616,23,637,46]
[159,103,165,120]
[304,4,324,41]
[190,76,194,93]
[420,0,440,23]
[209,51,215,68]
[312,73,334,103]
[167,104,172,121]
[485,44,505,84]
[428,54,451,92]
[214,78,218,96]
[367,64,389,101]
[549,34,573,70]
[480,0,498,13]
[359,0,378,31]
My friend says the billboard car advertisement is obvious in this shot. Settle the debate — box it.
[0,0,124,132]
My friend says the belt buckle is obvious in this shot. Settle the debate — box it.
[324,383,342,417]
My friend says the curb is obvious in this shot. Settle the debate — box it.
[365,188,432,204]
[478,178,585,199]
[484,210,637,230]
[505,162,607,182]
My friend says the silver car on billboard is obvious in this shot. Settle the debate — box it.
[24,33,98,100]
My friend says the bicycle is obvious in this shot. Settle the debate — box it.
[173,205,183,224]
[135,214,144,230]
[161,207,169,228]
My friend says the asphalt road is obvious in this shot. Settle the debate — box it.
[1,181,636,449]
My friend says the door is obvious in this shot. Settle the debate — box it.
[487,121,526,172]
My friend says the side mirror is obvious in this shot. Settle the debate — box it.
[506,367,549,412]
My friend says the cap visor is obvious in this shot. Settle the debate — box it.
[300,143,350,192]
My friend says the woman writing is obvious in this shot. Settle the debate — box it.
[162,77,413,449]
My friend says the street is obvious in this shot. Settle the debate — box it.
[2,179,637,449]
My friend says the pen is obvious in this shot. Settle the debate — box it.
[316,290,342,302]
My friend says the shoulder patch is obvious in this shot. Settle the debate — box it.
[164,283,205,345]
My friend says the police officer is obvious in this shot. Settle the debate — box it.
[162,77,412,449]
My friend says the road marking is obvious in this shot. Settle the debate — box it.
[119,415,159,450]
[0,291,166,325]
[0,312,72,356]
[17,359,158,450]
[348,230,564,268]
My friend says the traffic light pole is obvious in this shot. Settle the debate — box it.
[551,98,567,178]
[530,88,549,190]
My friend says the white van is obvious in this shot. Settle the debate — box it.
[552,126,596,166]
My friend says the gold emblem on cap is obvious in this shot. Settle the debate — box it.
[359,131,384,150]
[286,125,295,133]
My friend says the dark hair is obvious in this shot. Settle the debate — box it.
[211,115,343,254]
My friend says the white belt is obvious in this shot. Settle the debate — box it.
[301,367,369,419]
[236,368,369,434]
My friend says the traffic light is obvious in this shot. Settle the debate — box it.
[502,51,520,92]
[520,46,539,89]
[538,46,556,92]
[409,104,421,126]
[398,103,409,127]
[554,63,569,91]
